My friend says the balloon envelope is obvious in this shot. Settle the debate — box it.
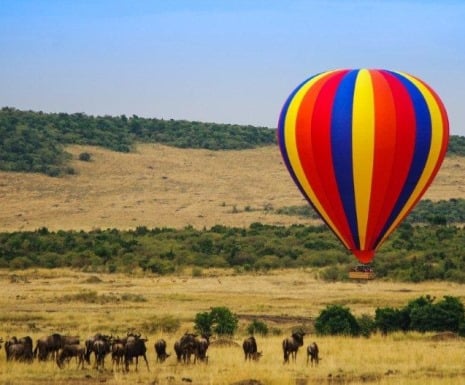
[277,69,449,264]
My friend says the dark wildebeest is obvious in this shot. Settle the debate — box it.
[34,333,62,361]
[306,342,319,366]
[124,334,149,372]
[175,333,197,363]
[174,339,183,362]
[111,337,126,370]
[84,333,111,366]
[84,333,102,364]
[194,334,210,363]
[154,339,170,363]
[282,331,305,363]
[56,344,86,369]
[92,336,112,370]
[243,336,262,361]
[6,336,34,362]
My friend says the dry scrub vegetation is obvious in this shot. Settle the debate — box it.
[0,144,465,232]
[1,269,465,385]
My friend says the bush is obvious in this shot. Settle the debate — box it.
[374,295,465,335]
[410,296,465,333]
[78,152,92,161]
[246,319,269,336]
[357,314,376,337]
[374,307,409,335]
[315,305,360,336]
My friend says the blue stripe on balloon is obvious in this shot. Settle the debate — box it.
[331,70,360,249]
[375,71,432,246]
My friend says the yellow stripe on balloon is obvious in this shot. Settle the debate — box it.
[352,69,375,250]
[284,70,350,249]
[378,71,446,247]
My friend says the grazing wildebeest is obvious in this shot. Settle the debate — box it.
[6,336,34,362]
[34,333,62,361]
[56,344,86,369]
[243,336,262,361]
[306,342,319,366]
[124,334,149,371]
[194,334,210,363]
[154,339,170,363]
[282,331,305,363]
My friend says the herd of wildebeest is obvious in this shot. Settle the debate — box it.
[0,330,319,371]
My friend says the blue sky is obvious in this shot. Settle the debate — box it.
[1,0,464,135]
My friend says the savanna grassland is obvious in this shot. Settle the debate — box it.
[1,144,465,384]
[1,269,465,385]
[1,144,465,232]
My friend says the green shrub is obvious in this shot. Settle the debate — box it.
[78,152,92,161]
[357,314,376,337]
[246,319,269,336]
[315,305,360,336]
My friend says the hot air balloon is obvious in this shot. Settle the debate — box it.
[277,69,449,266]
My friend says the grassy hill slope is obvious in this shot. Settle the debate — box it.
[1,143,464,232]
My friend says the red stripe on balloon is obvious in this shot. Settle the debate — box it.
[299,70,356,249]
[364,70,397,249]
[294,74,335,222]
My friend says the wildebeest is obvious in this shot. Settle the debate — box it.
[154,339,170,363]
[306,342,319,366]
[92,336,112,370]
[243,336,262,361]
[124,334,149,371]
[282,331,305,363]
[175,332,197,363]
[111,337,126,370]
[194,334,210,363]
[5,336,34,362]
[84,333,111,367]
[34,333,62,361]
[56,344,86,369]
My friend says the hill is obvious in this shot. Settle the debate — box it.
[1,143,465,232]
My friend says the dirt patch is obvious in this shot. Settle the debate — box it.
[211,338,240,347]
[230,380,264,385]
[430,331,460,341]
[238,313,313,325]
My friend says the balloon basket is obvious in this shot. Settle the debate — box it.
[349,265,375,280]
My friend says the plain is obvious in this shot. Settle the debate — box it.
[1,269,465,385]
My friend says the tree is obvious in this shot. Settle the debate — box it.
[194,307,238,336]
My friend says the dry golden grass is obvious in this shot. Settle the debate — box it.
[1,269,465,384]
[0,144,464,232]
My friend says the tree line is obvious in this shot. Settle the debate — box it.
[1,107,464,176]
[314,295,465,337]
[1,219,465,283]
[0,107,275,176]
[279,198,465,226]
